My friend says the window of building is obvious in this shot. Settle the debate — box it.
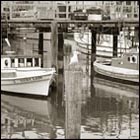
[126,1,131,5]
[126,7,132,12]
[116,7,121,12]
[123,7,126,12]
[116,1,122,5]
[134,14,138,18]
[3,7,10,12]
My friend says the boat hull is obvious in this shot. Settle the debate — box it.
[1,73,55,96]
[94,61,139,84]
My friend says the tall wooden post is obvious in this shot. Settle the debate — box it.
[65,64,83,139]
[51,22,64,107]
[57,30,64,106]
[113,26,118,57]
[51,21,58,71]
[91,29,96,95]
[38,30,44,67]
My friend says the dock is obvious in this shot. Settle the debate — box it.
[1,1,139,139]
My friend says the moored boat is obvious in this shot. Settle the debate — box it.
[93,48,139,84]
[1,54,56,96]
[74,31,131,58]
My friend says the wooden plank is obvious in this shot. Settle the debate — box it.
[1,19,139,27]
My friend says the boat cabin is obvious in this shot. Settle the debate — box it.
[1,55,42,69]
[112,48,139,70]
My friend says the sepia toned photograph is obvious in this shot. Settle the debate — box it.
[1,1,139,139]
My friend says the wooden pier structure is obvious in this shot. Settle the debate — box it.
[2,19,138,87]
[1,19,139,139]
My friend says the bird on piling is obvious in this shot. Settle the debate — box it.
[69,50,81,65]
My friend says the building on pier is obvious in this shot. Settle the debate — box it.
[96,1,139,19]
[1,1,139,20]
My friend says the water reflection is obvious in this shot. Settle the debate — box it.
[1,76,139,139]
[1,91,65,139]
[81,77,139,139]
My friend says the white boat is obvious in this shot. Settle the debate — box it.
[1,54,56,96]
[93,48,139,84]
[74,31,132,58]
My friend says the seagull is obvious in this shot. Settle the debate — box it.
[23,36,27,40]
[5,38,11,47]
[69,50,81,65]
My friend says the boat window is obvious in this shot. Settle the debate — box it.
[27,58,32,67]
[18,58,25,67]
[11,59,15,67]
[5,60,8,66]
[132,56,136,63]
[128,57,130,62]
[35,58,39,67]
[119,61,123,64]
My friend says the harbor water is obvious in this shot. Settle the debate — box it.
[1,33,139,139]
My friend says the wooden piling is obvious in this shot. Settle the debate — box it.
[51,22,65,107]
[90,29,96,95]
[51,21,58,70]
[57,31,64,106]
[38,30,44,67]
[65,64,83,139]
[113,26,118,57]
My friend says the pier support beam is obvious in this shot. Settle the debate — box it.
[65,64,83,139]
[51,21,58,70]
[113,27,118,57]
[38,30,44,67]
[57,30,64,106]
[90,29,96,95]
[51,22,64,106]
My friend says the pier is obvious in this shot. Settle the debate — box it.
[2,19,139,90]
[1,2,139,138]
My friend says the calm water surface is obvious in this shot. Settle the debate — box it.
[1,77,139,139]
